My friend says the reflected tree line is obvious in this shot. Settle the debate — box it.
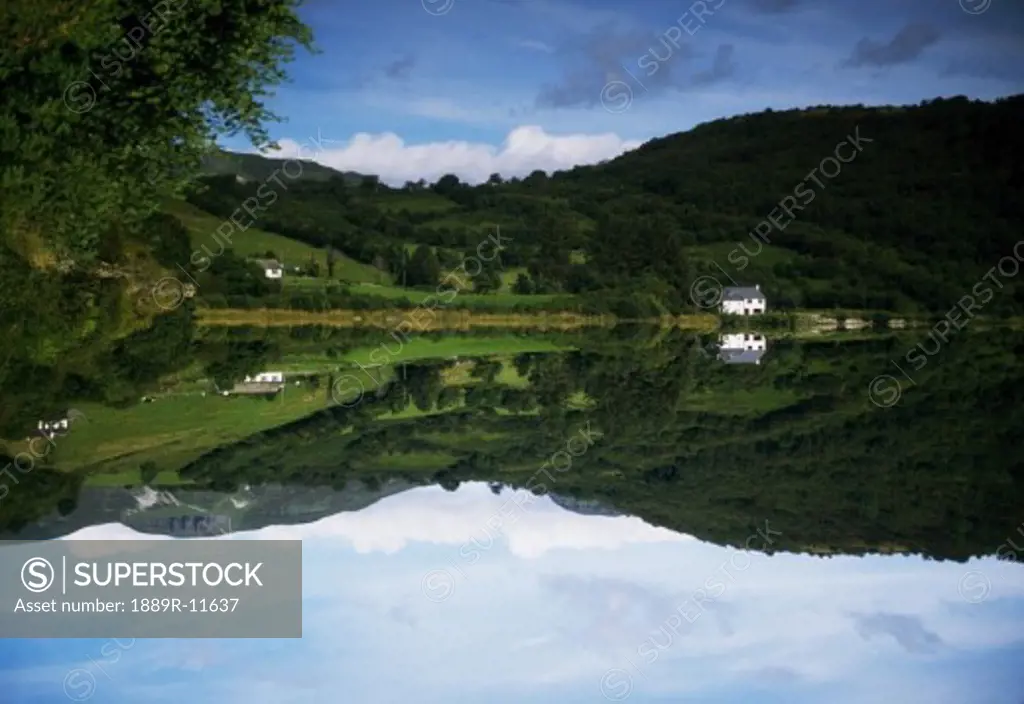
[3,321,1024,561]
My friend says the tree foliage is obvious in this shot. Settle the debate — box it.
[1,0,313,261]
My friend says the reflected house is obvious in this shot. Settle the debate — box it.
[227,382,284,396]
[37,418,70,439]
[131,513,232,537]
[227,372,285,396]
[245,371,284,384]
[721,285,766,315]
[718,332,768,365]
[549,493,620,517]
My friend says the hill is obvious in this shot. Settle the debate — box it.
[179,95,1024,318]
[200,150,366,185]
[6,328,1023,562]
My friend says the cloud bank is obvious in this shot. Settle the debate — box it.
[272,125,643,186]
[61,484,690,559]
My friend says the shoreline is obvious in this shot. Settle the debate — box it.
[195,307,721,330]
[192,307,1023,331]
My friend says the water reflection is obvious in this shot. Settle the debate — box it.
[717,332,769,364]
[2,482,1023,703]
[3,326,1024,701]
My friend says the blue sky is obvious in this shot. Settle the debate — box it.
[3,483,1024,703]
[225,0,1024,184]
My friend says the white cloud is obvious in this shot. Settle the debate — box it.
[232,484,691,557]
[272,125,644,186]
[18,482,1024,704]
[58,484,688,558]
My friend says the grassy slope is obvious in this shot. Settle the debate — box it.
[346,282,569,307]
[168,198,567,308]
[39,335,570,479]
[164,200,391,284]
[49,381,352,477]
[339,335,572,366]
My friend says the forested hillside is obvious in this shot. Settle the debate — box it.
[171,329,1024,560]
[10,328,1022,561]
[0,0,311,436]
[182,95,1024,316]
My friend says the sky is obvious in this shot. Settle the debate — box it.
[223,0,1024,185]
[3,482,1024,703]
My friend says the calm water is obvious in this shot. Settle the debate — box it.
[2,327,1023,703]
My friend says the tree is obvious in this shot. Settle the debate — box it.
[404,365,443,412]
[432,174,461,196]
[306,254,321,278]
[326,248,337,278]
[406,245,441,287]
[471,360,502,383]
[1,0,314,261]
[359,175,380,194]
[523,169,549,188]
[513,273,534,294]
[437,386,462,409]
[140,461,160,485]
[472,260,502,294]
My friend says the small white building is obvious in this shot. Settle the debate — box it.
[244,371,285,384]
[253,258,284,279]
[37,418,70,438]
[718,333,768,365]
[721,285,766,315]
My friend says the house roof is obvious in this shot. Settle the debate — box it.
[722,286,765,301]
[252,258,283,269]
[718,348,766,364]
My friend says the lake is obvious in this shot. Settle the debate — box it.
[1,325,1023,703]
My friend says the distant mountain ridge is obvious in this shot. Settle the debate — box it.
[549,493,620,517]
[184,95,1024,316]
[1,479,414,541]
[200,150,366,185]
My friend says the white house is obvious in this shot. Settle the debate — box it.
[718,333,768,365]
[244,372,285,384]
[253,258,284,279]
[37,418,70,437]
[721,285,766,315]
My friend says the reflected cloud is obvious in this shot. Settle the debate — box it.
[4,483,1024,704]
[76,483,692,558]
[852,612,944,654]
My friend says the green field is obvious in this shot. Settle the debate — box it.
[32,335,570,480]
[271,265,571,308]
[440,359,531,387]
[348,282,569,308]
[165,200,391,284]
[339,335,574,367]
[47,373,380,476]
[681,387,807,415]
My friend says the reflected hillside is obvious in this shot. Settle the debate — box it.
[3,325,1023,562]
[3,479,416,541]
